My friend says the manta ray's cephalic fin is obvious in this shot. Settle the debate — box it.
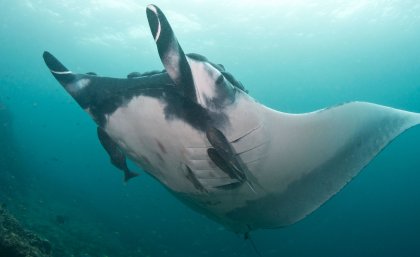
[97,127,139,182]
[146,4,197,102]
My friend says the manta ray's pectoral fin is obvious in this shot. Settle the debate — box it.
[97,127,138,182]
[43,51,77,85]
[146,4,196,102]
[43,51,94,111]
[234,102,420,229]
[206,127,256,192]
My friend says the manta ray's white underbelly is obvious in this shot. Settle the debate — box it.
[104,95,205,190]
[101,95,275,232]
[100,96,420,232]
[103,95,268,197]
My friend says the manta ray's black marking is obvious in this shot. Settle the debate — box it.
[43,52,235,130]
[43,18,246,129]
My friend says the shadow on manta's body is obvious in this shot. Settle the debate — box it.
[42,4,420,235]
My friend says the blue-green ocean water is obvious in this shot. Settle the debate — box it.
[1,1,420,256]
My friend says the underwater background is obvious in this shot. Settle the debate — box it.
[1,0,420,256]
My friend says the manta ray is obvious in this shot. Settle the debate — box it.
[43,5,420,234]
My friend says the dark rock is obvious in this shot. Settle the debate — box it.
[0,205,52,257]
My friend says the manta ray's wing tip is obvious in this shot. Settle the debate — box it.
[42,51,69,74]
[146,4,159,16]
[42,51,75,85]
[42,50,51,59]
[146,4,158,11]
[42,51,55,68]
[146,4,163,43]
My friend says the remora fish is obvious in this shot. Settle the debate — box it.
[43,4,420,233]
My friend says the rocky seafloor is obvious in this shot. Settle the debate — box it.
[0,101,150,257]
[0,204,52,257]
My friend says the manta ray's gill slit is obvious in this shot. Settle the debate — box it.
[198,176,232,180]
[155,139,167,154]
[231,123,264,143]
[235,141,269,155]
